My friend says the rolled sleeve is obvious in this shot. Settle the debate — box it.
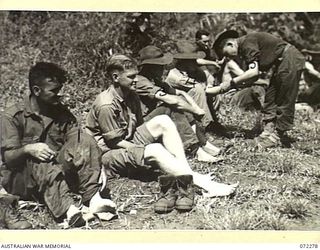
[97,105,127,146]
[1,114,22,151]
[165,69,195,90]
[136,76,161,99]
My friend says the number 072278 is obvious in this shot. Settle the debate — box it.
[300,244,319,248]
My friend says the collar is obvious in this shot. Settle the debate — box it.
[109,85,125,103]
[23,95,66,119]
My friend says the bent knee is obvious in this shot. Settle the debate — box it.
[147,114,176,133]
[144,143,166,161]
[153,114,172,124]
[156,114,176,129]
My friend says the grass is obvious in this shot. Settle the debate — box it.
[1,11,320,230]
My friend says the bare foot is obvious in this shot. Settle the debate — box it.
[203,142,221,156]
[89,191,117,214]
[196,147,224,163]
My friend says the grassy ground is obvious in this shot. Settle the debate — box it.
[1,11,320,230]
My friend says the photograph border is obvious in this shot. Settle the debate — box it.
[0,0,320,245]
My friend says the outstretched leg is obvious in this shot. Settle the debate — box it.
[144,143,237,197]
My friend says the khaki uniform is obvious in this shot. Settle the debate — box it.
[1,96,101,218]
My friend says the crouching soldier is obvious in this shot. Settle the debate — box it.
[213,30,305,148]
[1,62,113,228]
[86,55,237,213]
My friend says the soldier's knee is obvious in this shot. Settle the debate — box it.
[156,115,176,130]
[144,143,166,161]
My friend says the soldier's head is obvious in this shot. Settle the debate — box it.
[138,45,173,80]
[196,29,211,50]
[213,30,239,59]
[173,40,205,74]
[220,38,239,58]
[106,54,138,91]
[128,13,151,32]
[29,62,67,106]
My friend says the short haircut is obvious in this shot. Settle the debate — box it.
[195,29,210,40]
[218,38,234,54]
[29,62,67,90]
[106,54,137,76]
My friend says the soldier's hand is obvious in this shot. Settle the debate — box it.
[220,81,232,93]
[24,143,57,162]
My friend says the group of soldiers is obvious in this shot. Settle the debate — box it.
[1,17,320,229]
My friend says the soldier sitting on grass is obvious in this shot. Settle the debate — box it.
[165,40,228,136]
[136,45,222,163]
[85,55,238,213]
[1,62,115,228]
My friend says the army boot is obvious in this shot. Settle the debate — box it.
[154,175,177,214]
[175,175,195,212]
[0,194,32,229]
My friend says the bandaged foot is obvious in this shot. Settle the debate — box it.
[203,180,238,197]
[89,191,117,214]
[196,147,224,163]
[202,141,221,156]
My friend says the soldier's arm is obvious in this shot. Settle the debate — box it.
[98,105,139,149]
[1,117,55,165]
[4,144,55,166]
[196,58,221,69]
[228,60,245,76]
[3,147,28,167]
[305,61,320,80]
[165,70,196,90]
[155,90,204,116]
[232,61,259,86]
[175,89,205,116]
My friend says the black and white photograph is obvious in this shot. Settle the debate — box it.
[0,9,320,233]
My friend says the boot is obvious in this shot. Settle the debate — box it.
[255,132,280,149]
[175,175,195,212]
[255,122,280,149]
[259,121,276,138]
[0,194,32,229]
[154,175,177,214]
[277,130,295,148]
[66,204,85,228]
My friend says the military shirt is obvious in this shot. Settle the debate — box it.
[85,85,143,152]
[135,75,161,117]
[1,95,78,166]
[166,68,210,90]
[237,32,288,71]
